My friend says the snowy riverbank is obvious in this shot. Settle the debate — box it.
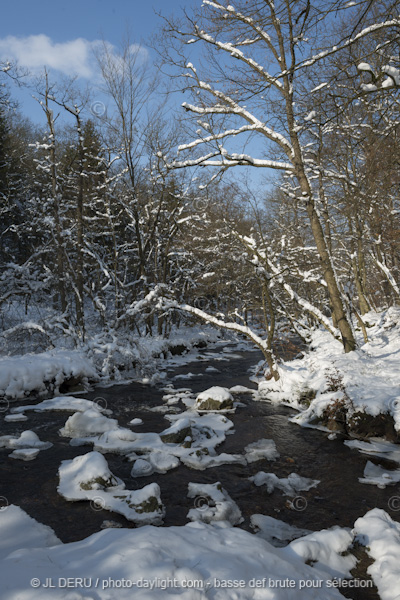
[0,326,222,401]
[0,504,398,599]
[3,306,400,445]
[259,307,400,441]
[1,326,400,599]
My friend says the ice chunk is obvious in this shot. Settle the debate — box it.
[187,482,243,525]
[244,438,280,463]
[251,514,312,546]
[250,471,319,495]
[359,460,400,487]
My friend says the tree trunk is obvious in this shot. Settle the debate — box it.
[305,198,356,352]
[75,114,85,338]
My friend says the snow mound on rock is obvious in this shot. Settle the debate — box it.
[289,527,356,577]
[58,451,165,525]
[194,386,234,411]
[0,430,52,460]
[187,482,243,526]
[59,408,119,438]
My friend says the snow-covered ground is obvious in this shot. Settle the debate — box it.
[0,324,225,402]
[1,503,399,599]
[258,307,400,438]
[0,381,398,598]
[2,309,400,599]
[0,351,97,401]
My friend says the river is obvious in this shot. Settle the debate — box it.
[1,342,396,599]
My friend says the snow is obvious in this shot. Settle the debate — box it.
[182,451,246,470]
[344,438,400,464]
[0,351,97,400]
[58,451,165,525]
[187,482,243,525]
[174,372,200,380]
[3,323,400,596]
[58,451,124,495]
[358,64,400,91]
[244,438,280,463]
[0,322,221,395]
[11,396,109,415]
[148,451,180,474]
[259,308,400,433]
[160,417,191,441]
[59,401,244,472]
[251,514,312,547]
[361,82,378,92]
[162,300,281,359]
[196,386,233,403]
[195,386,234,411]
[0,505,61,560]
[288,528,356,578]
[59,408,119,438]
[359,461,400,488]
[131,458,155,477]
[0,430,53,456]
[311,82,328,93]
[205,366,220,373]
[357,62,373,72]
[147,404,173,413]
[10,447,41,461]
[230,385,254,394]
[4,413,28,422]
[0,505,351,599]
[304,110,316,122]
[250,472,320,496]
[353,508,400,600]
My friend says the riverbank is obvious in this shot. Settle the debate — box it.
[1,345,398,600]
[258,307,400,442]
[0,325,223,402]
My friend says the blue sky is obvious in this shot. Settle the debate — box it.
[0,0,176,44]
[0,0,194,122]
[0,0,269,190]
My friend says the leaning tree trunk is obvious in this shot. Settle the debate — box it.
[305,196,356,352]
[283,71,356,352]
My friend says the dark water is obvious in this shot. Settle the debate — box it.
[0,343,398,599]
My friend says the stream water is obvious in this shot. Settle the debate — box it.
[1,342,398,600]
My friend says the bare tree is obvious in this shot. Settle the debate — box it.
[158,0,400,352]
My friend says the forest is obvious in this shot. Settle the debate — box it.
[0,0,399,369]
[1,1,400,599]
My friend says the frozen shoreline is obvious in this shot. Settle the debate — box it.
[257,308,400,442]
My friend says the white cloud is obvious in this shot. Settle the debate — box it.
[0,34,106,79]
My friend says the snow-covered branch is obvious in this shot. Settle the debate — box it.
[181,64,294,157]
[191,23,283,90]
